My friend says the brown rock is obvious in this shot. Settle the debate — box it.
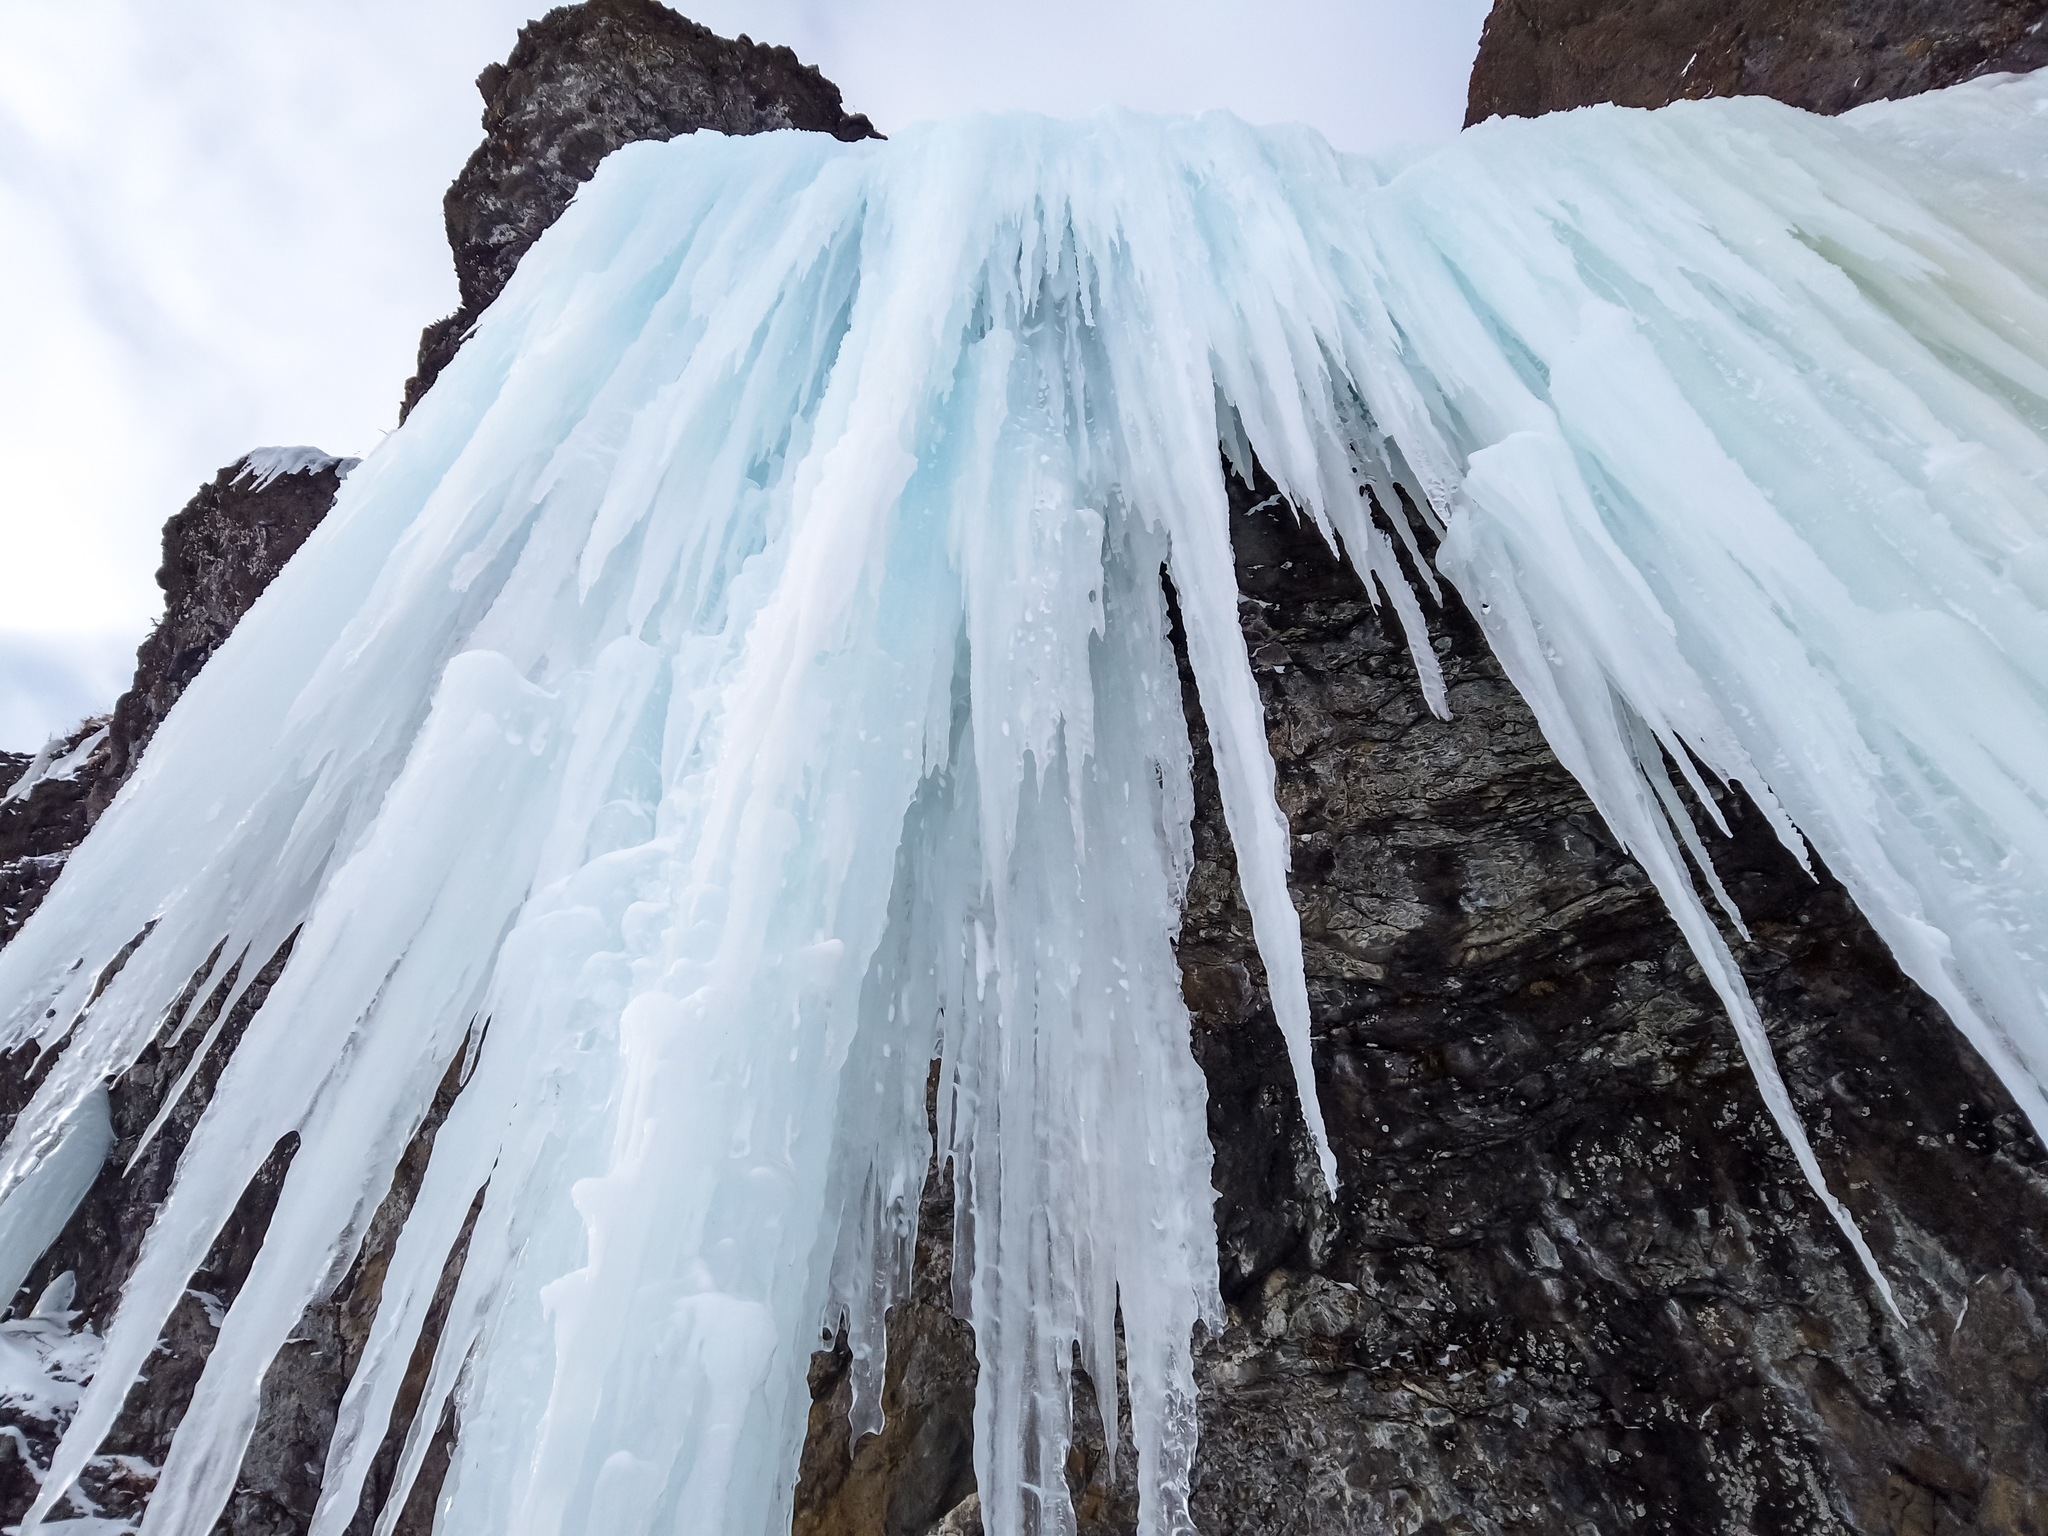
[1466,0,2048,124]
[793,1162,979,1536]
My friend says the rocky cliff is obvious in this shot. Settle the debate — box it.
[5,6,2046,1536]
[399,0,878,419]
[1468,0,2048,123]
[1176,491,2048,1535]
[94,450,357,818]
[1,724,98,951]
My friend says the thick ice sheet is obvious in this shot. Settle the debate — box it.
[0,72,2044,1536]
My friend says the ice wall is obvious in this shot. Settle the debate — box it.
[0,71,2044,1536]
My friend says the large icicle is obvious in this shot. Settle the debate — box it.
[0,71,2043,1536]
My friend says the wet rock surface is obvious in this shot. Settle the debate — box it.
[400,0,878,420]
[1467,0,2048,124]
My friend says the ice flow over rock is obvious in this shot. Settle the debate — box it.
[3,73,2048,1536]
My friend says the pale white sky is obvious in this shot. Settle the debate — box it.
[0,0,1489,749]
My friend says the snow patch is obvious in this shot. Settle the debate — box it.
[0,1310,103,1429]
[232,447,360,495]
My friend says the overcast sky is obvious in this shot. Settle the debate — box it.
[0,0,1490,750]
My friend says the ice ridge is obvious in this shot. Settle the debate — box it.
[0,73,2045,1536]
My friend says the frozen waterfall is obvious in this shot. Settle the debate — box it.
[3,70,2047,1536]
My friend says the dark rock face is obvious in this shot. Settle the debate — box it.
[795,1162,980,1536]
[0,938,461,1536]
[1174,489,2048,1534]
[1467,0,2048,124]
[399,0,879,420]
[0,722,102,948]
[0,450,354,1520]
[9,5,2048,1535]
[4,9,887,1532]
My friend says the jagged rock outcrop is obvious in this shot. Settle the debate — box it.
[399,0,879,420]
[0,722,102,949]
[1467,0,2048,123]
[94,450,356,818]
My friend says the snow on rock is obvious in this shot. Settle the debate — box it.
[0,70,2045,1536]
[0,1276,103,1428]
[0,1273,131,1530]
[2,729,109,809]
[230,449,359,496]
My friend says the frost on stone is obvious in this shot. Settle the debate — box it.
[0,70,2045,1536]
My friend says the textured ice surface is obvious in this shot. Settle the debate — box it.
[1,71,2046,1536]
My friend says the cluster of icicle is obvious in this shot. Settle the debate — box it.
[2,68,2047,1536]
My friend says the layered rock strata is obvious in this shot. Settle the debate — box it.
[1467,0,2048,123]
